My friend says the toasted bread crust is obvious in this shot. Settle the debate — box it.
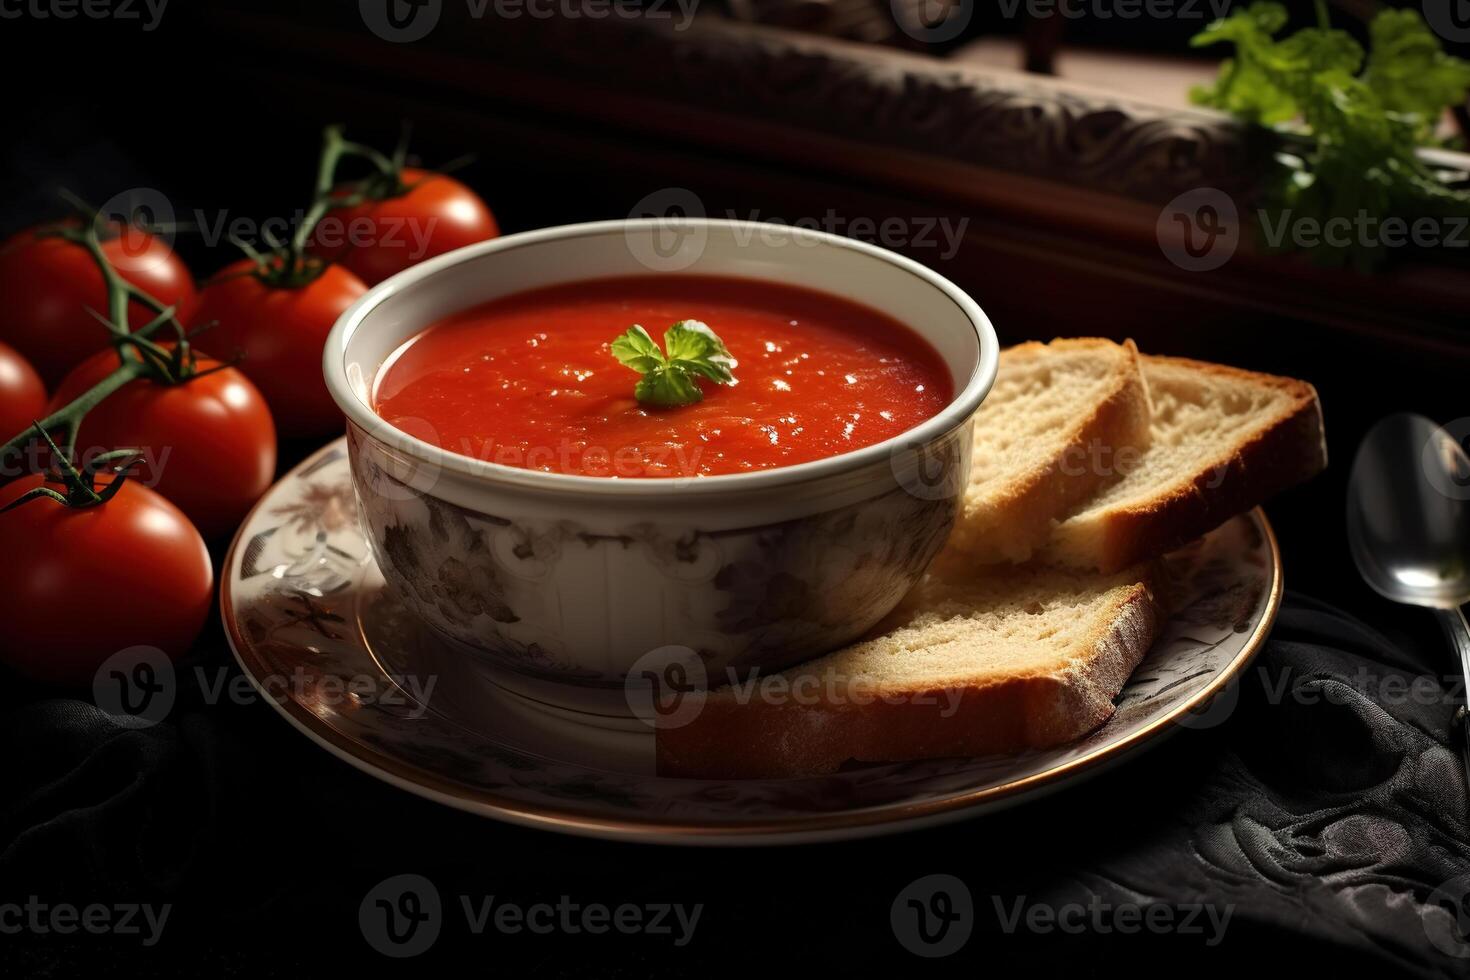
[1046,357,1326,574]
[951,338,1153,563]
[655,577,1162,779]
[654,353,1320,780]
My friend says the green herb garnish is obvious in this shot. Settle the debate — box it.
[610,320,736,407]
[1189,2,1470,270]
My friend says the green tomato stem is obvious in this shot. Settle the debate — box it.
[0,424,140,513]
[269,124,402,288]
[0,356,145,475]
[2,210,202,486]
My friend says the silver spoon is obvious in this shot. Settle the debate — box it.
[1347,413,1470,783]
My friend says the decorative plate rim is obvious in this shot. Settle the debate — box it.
[222,438,1283,846]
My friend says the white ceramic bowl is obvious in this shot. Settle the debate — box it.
[325,219,997,711]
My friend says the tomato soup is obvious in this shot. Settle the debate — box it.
[373,276,951,478]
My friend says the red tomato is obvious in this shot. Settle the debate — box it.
[0,474,212,687]
[0,225,197,385]
[191,260,366,439]
[0,341,47,444]
[49,347,278,540]
[314,168,498,285]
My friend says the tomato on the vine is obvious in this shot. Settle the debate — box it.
[0,474,212,687]
[314,167,498,285]
[0,224,197,385]
[191,259,366,439]
[49,347,277,540]
[0,341,46,443]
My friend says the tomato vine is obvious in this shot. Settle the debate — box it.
[0,209,202,484]
[1,123,476,503]
[227,124,435,289]
[0,426,139,512]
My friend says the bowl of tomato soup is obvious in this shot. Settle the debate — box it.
[325,219,997,716]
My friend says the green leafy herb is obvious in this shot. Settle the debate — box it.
[610,320,736,407]
[1365,11,1470,132]
[1190,2,1470,269]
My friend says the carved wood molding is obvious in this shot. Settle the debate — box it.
[439,14,1270,204]
[217,5,1270,206]
[204,5,1468,333]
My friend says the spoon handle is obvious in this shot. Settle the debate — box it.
[1435,606,1470,790]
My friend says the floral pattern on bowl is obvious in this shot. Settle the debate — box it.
[348,423,967,688]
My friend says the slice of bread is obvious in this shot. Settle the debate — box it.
[1039,356,1326,574]
[656,561,1162,779]
[949,338,1152,563]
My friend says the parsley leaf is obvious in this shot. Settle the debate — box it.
[1364,10,1470,137]
[609,324,665,374]
[610,320,737,407]
[1190,2,1299,123]
[1189,3,1470,269]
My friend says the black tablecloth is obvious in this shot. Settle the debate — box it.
[3,592,1468,977]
